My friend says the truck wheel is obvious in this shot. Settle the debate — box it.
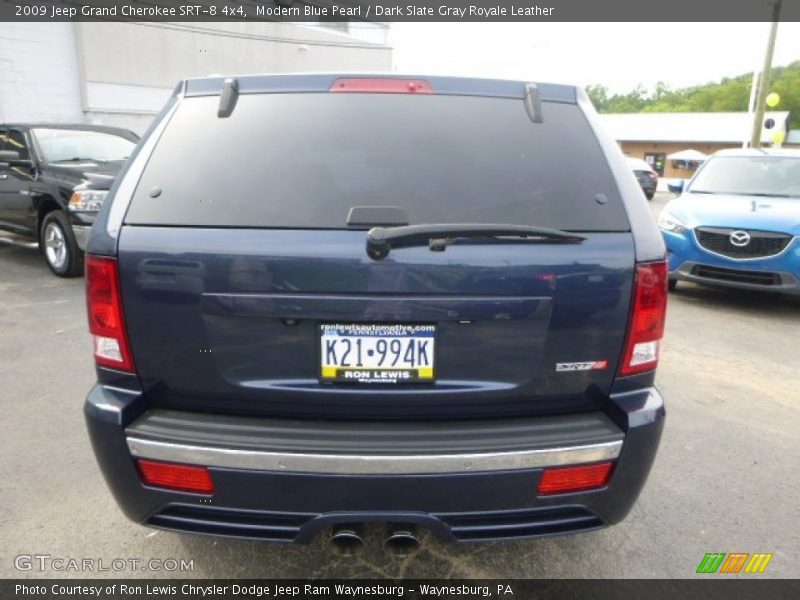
[668,279,677,291]
[41,211,83,277]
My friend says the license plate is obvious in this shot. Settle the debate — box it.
[320,323,436,383]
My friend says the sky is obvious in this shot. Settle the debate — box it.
[388,22,800,94]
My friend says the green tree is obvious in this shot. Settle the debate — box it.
[585,84,609,111]
[585,60,800,127]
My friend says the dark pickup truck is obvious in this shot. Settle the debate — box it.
[0,124,138,276]
[84,74,667,556]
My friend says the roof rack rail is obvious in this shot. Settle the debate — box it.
[217,78,239,118]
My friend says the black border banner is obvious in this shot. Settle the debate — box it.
[3,579,800,600]
[1,0,799,23]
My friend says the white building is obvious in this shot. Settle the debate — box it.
[597,111,792,179]
[0,22,391,134]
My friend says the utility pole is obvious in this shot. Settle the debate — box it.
[744,70,759,147]
[750,0,782,147]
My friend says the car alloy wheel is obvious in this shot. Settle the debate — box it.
[44,221,68,270]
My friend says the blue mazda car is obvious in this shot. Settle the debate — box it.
[659,148,800,294]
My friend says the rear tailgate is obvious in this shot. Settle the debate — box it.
[118,228,632,418]
[117,84,634,419]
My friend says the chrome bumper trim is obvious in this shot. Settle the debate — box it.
[72,225,91,251]
[126,437,622,475]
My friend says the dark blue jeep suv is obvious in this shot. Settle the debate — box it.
[84,74,667,554]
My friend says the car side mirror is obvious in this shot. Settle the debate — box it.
[0,150,34,169]
[667,180,684,194]
[0,150,19,168]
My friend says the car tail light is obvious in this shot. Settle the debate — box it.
[329,78,433,94]
[85,255,135,372]
[537,462,614,495]
[136,459,214,494]
[619,261,668,376]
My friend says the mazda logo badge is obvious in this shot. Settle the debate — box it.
[730,230,751,247]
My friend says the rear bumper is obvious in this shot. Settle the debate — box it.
[639,182,657,196]
[125,409,623,475]
[85,386,664,543]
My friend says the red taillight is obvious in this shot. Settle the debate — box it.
[136,459,214,494]
[329,78,433,94]
[537,462,614,496]
[85,255,135,372]
[619,261,668,376]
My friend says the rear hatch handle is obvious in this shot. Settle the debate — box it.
[366,223,586,260]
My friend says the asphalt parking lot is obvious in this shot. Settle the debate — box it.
[1,192,799,579]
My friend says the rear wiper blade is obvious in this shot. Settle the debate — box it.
[366,223,585,260]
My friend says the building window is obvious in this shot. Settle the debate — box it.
[644,152,666,176]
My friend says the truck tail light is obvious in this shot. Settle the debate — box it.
[329,78,434,94]
[537,462,614,495]
[85,255,135,372]
[619,261,668,376]
[136,459,214,494]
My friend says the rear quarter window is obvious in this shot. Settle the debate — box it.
[125,93,629,231]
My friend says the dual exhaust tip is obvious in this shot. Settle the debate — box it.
[327,523,420,558]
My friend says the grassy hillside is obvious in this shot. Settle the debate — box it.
[586,60,800,127]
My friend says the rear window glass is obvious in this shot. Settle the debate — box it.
[126,94,629,231]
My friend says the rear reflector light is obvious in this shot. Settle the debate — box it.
[85,255,135,372]
[136,459,214,494]
[537,462,614,495]
[619,261,668,376]
[329,78,433,94]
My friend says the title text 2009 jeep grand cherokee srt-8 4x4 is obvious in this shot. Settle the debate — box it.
[84,74,667,555]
